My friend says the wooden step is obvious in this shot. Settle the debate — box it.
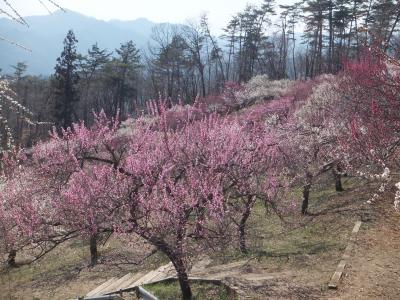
[118,271,147,291]
[92,277,120,296]
[151,265,174,282]
[112,273,135,292]
[139,270,159,284]
[131,270,160,286]
[102,273,134,294]
[149,262,175,282]
[149,271,168,283]
[86,277,118,297]
[137,263,175,285]
[87,262,175,297]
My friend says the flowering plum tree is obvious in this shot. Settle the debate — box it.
[0,149,81,267]
[238,74,294,105]
[2,105,280,299]
[289,48,400,211]
[339,49,400,164]
[252,75,347,214]
[334,48,400,207]
[292,76,347,212]
[193,81,244,114]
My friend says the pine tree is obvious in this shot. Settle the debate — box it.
[53,30,80,129]
[369,0,398,49]
[79,43,111,123]
[105,41,141,118]
[222,16,240,82]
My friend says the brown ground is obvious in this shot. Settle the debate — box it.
[208,178,400,300]
[327,193,400,300]
[0,176,399,300]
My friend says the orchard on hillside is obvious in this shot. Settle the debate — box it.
[1,47,400,299]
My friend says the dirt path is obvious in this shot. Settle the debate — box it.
[328,198,400,299]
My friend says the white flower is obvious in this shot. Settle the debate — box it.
[360,126,368,135]
[239,75,293,103]
[393,182,400,211]
[381,167,390,179]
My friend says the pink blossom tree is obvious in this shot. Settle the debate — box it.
[243,76,346,215]
[0,149,81,267]
[3,106,280,299]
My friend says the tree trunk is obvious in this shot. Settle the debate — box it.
[328,1,333,73]
[385,9,400,52]
[239,196,253,253]
[333,168,344,192]
[199,65,206,98]
[177,269,192,300]
[292,31,297,80]
[89,234,98,266]
[302,183,311,215]
[7,249,17,268]
[157,223,192,300]
[317,15,323,75]
[302,173,313,215]
[135,215,192,299]
[171,257,192,300]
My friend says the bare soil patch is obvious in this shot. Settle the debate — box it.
[327,192,400,300]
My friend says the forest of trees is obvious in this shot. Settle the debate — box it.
[1,0,400,150]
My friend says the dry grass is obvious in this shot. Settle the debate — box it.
[144,281,231,300]
[0,174,375,299]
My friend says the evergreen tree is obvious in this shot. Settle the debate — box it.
[105,41,141,118]
[11,62,28,81]
[79,43,111,123]
[53,29,80,129]
[369,0,399,49]
[222,16,240,82]
[116,41,141,117]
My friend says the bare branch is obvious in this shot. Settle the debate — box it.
[37,0,52,14]
[2,0,29,27]
[0,8,24,25]
[45,0,66,12]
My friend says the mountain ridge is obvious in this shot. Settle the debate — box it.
[0,10,159,75]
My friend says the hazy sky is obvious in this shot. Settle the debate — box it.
[3,0,296,32]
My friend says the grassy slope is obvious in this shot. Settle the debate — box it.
[0,175,375,299]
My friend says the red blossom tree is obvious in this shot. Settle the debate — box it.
[339,48,400,165]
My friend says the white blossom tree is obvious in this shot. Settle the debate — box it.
[0,0,59,150]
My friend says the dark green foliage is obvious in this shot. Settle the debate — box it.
[108,41,142,118]
[53,29,80,129]
[78,43,112,123]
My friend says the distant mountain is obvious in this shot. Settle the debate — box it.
[0,10,159,75]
